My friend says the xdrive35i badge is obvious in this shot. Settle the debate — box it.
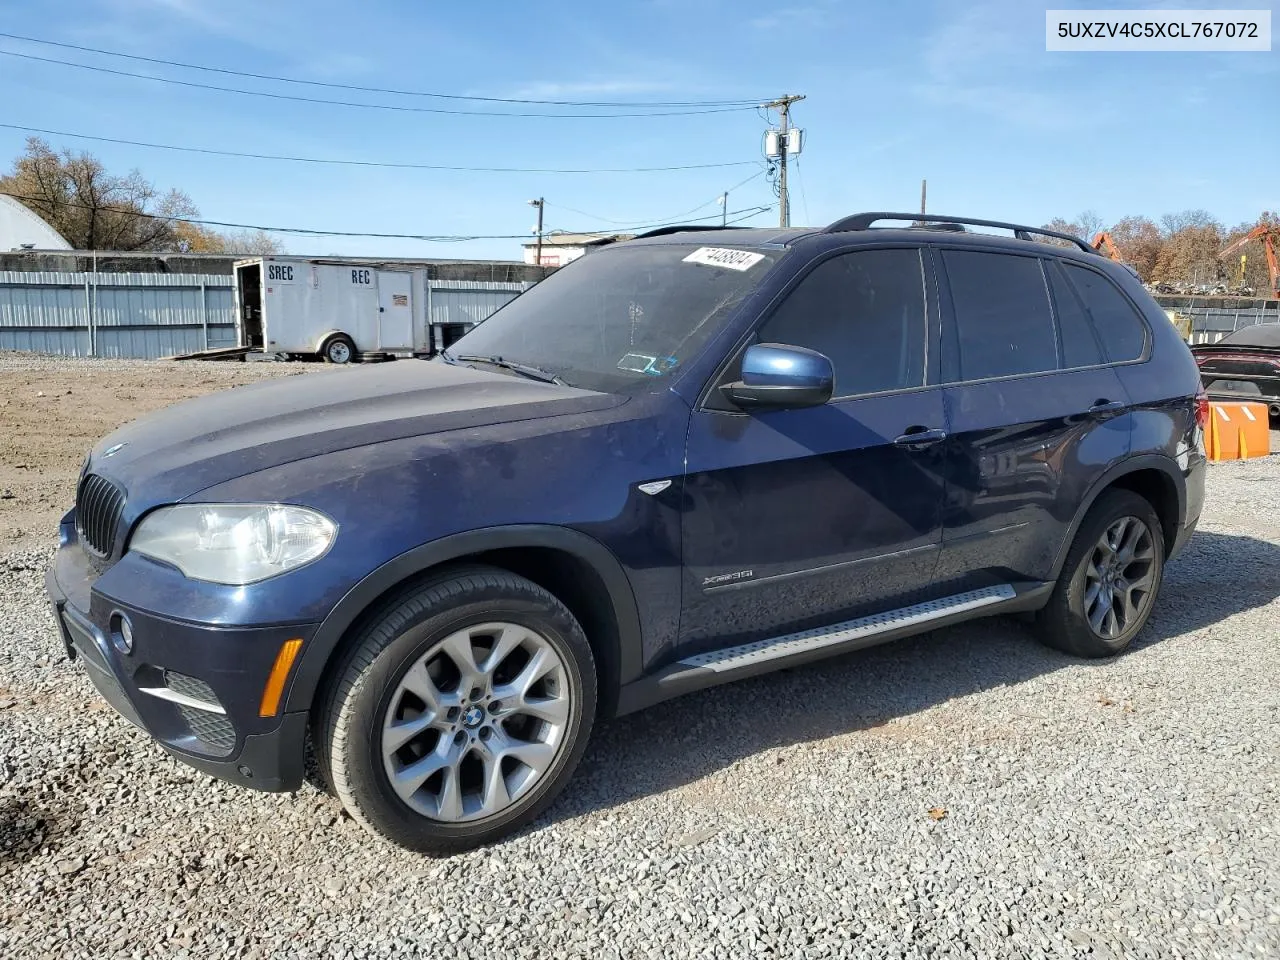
[703,569,754,587]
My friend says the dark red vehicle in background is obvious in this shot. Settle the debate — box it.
[1191,323,1280,420]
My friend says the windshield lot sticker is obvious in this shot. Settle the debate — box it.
[617,354,679,376]
[682,247,766,271]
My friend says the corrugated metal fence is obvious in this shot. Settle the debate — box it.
[0,272,531,359]
[9,269,1271,359]
[1166,302,1280,344]
[425,279,533,352]
[0,271,235,358]
[428,279,532,328]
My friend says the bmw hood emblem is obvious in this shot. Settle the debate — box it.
[102,442,128,458]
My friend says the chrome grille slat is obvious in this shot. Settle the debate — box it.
[76,473,126,559]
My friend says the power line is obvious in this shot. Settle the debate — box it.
[543,169,766,225]
[0,32,764,108]
[0,190,775,242]
[0,190,531,240]
[0,50,755,118]
[545,204,775,235]
[0,122,759,175]
[794,156,811,226]
[724,207,775,227]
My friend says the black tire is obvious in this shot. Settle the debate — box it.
[315,566,597,854]
[322,334,356,364]
[1036,489,1165,658]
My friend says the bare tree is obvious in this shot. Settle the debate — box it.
[1109,216,1163,281]
[1154,218,1224,285]
[218,229,284,255]
[1040,216,1085,246]
[172,222,284,255]
[1160,209,1217,236]
[0,137,198,250]
[1077,210,1104,240]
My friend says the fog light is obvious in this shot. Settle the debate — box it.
[110,612,134,654]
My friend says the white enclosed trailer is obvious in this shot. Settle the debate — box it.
[234,257,427,363]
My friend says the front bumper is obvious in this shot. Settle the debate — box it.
[46,522,317,793]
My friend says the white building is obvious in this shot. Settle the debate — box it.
[522,232,633,267]
[0,195,72,251]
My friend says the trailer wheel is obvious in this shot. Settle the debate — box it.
[322,334,357,364]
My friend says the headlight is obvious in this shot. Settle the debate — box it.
[130,504,337,585]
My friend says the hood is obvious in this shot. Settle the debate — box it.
[87,360,623,507]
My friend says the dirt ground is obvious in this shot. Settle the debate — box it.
[0,353,315,556]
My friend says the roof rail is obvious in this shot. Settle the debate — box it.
[825,212,1095,254]
[630,225,748,240]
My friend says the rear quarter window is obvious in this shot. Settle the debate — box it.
[1046,261,1105,369]
[1063,264,1148,363]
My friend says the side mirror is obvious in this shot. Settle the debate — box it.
[720,342,834,409]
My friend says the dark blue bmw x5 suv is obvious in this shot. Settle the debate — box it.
[47,213,1207,852]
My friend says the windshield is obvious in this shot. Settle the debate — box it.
[445,243,781,393]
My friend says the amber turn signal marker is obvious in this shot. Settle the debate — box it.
[259,638,303,717]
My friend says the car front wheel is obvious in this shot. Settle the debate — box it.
[316,567,597,853]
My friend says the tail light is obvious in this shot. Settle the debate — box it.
[1194,386,1210,430]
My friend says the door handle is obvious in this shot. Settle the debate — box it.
[893,426,948,448]
[1088,399,1125,419]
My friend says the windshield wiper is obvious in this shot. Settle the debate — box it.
[449,354,569,387]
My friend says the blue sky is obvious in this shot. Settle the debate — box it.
[1,0,1276,259]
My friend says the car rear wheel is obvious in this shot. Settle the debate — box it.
[316,567,596,853]
[322,334,356,364]
[1036,489,1165,658]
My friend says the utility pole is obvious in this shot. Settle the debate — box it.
[763,94,805,228]
[718,192,728,227]
[920,179,927,217]
[528,197,544,265]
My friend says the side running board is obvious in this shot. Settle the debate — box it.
[678,585,1016,673]
[613,582,1046,716]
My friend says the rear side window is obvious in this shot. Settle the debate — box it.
[1047,262,1104,368]
[943,251,1057,380]
[1063,265,1147,362]
[758,248,926,396]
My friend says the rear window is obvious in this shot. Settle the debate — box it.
[943,250,1058,381]
[1063,265,1147,362]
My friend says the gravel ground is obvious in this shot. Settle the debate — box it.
[1,359,1278,959]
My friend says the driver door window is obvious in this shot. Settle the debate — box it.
[758,248,928,397]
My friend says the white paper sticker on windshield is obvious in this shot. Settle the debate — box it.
[682,247,766,271]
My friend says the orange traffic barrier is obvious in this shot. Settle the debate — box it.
[1206,401,1271,461]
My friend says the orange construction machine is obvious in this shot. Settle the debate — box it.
[1218,226,1280,299]
[1090,231,1124,262]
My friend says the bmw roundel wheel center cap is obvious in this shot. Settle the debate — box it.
[461,705,485,729]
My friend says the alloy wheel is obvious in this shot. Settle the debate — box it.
[381,622,571,823]
[1083,516,1157,640]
